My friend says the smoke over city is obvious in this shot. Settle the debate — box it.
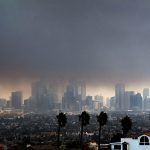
[1,0,150,97]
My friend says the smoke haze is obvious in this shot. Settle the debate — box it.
[1,0,150,98]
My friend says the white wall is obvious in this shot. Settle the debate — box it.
[121,138,138,150]
[111,135,150,150]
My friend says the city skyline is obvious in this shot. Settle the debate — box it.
[0,80,150,113]
[0,80,150,100]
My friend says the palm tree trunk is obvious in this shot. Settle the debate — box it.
[80,124,83,150]
[57,125,60,148]
[98,124,101,150]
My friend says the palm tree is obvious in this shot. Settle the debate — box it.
[121,116,132,137]
[97,111,108,150]
[56,112,67,147]
[79,111,90,149]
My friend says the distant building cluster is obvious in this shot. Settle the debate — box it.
[62,81,104,113]
[108,84,150,111]
[0,80,105,114]
[0,80,61,114]
[0,82,150,113]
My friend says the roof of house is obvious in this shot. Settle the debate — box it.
[144,132,150,137]
[110,142,122,145]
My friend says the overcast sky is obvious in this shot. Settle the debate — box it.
[1,0,150,98]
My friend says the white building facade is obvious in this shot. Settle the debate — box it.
[110,133,150,150]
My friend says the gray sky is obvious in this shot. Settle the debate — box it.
[1,0,150,98]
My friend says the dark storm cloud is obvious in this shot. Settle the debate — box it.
[1,0,150,84]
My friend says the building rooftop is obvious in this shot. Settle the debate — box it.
[144,132,150,137]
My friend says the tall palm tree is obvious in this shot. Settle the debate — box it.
[121,116,132,137]
[79,111,90,150]
[56,112,67,147]
[97,111,108,150]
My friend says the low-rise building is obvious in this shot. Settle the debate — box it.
[110,132,150,150]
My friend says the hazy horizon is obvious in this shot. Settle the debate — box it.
[0,80,149,100]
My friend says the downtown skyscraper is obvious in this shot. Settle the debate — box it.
[31,81,52,112]
[11,91,22,109]
[62,80,86,112]
[115,84,125,111]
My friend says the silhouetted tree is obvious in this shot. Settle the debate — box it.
[79,111,90,150]
[56,112,67,147]
[121,116,132,137]
[97,111,108,150]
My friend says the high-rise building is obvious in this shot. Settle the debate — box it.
[62,84,80,112]
[115,84,125,111]
[24,97,32,112]
[109,97,116,111]
[71,80,86,100]
[62,80,86,112]
[130,93,142,111]
[124,91,134,110]
[62,84,77,112]
[144,97,150,110]
[85,96,93,110]
[135,93,143,110]
[31,81,52,112]
[106,97,110,108]
[94,95,104,107]
[11,91,22,109]
[0,99,7,108]
[143,88,149,99]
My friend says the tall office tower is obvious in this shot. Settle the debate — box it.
[62,80,86,112]
[11,91,22,109]
[94,95,104,108]
[0,99,7,108]
[48,84,58,102]
[143,88,149,99]
[109,97,116,111]
[48,82,63,110]
[6,100,11,108]
[80,81,86,100]
[136,93,142,110]
[62,84,72,111]
[72,80,86,101]
[24,97,32,112]
[124,91,134,111]
[144,97,150,110]
[106,97,110,108]
[115,84,125,111]
[85,96,93,110]
[130,93,142,111]
[62,84,77,112]
[31,81,51,112]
